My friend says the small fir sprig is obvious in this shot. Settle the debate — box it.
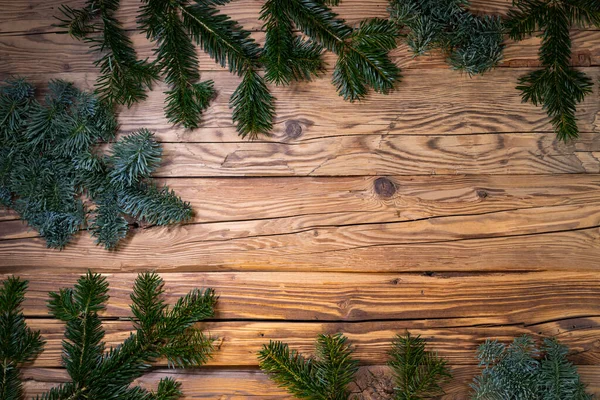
[258,333,359,399]
[260,0,401,102]
[0,78,192,250]
[41,271,217,400]
[0,277,45,400]
[137,0,275,137]
[471,335,592,399]
[56,0,159,107]
[388,0,505,75]
[506,0,600,142]
[388,331,451,400]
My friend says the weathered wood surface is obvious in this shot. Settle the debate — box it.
[2,0,600,395]
[5,271,600,323]
[19,365,600,399]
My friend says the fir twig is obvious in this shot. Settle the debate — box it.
[507,0,600,141]
[0,277,45,400]
[258,333,359,399]
[260,0,401,102]
[41,271,217,400]
[0,79,192,250]
[388,331,451,400]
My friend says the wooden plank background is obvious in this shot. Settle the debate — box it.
[1,0,599,398]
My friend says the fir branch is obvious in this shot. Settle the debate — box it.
[258,333,358,399]
[40,271,217,400]
[262,0,401,102]
[389,0,505,75]
[388,331,451,400]
[471,335,592,399]
[56,0,159,107]
[139,2,215,129]
[0,277,45,400]
[230,69,276,139]
[507,0,599,141]
[0,79,192,250]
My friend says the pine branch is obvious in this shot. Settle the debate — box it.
[507,0,599,141]
[56,0,159,107]
[0,79,191,250]
[471,335,592,399]
[40,271,217,400]
[262,0,400,102]
[139,1,215,129]
[230,68,275,139]
[0,277,45,400]
[258,333,358,399]
[389,0,505,75]
[388,331,451,400]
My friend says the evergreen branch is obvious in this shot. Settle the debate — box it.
[388,331,451,400]
[507,0,599,141]
[0,277,45,400]
[230,69,276,139]
[56,0,158,107]
[40,271,216,399]
[139,2,215,129]
[258,333,358,399]
[1,79,191,250]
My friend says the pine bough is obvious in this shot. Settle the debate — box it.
[472,335,593,399]
[0,271,217,400]
[260,0,402,102]
[388,0,505,75]
[506,0,600,142]
[57,0,274,138]
[0,79,192,250]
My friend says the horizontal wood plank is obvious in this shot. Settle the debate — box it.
[24,317,600,367]
[20,365,600,399]
[3,174,600,240]
[1,201,599,271]
[0,68,599,143]
[4,271,600,326]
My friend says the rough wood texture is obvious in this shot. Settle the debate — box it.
[1,0,600,396]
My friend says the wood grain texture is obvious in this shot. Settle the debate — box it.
[22,317,600,367]
[19,365,600,399]
[4,271,600,325]
[1,68,599,143]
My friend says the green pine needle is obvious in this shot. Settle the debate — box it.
[389,0,505,75]
[258,333,358,399]
[40,271,217,400]
[0,79,192,250]
[388,331,451,400]
[262,0,401,102]
[56,0,159,107]
[471,335,592,399]
[230,69,276,139]
[0,277,45,400]
[507,0,600,141]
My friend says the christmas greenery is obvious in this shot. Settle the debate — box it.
[258,333,359,399]
[0,271,217,400]
[56,0,159,107]
[0,78,192,250]
[388,331,452,400]
[506,0,600,142]
[471,335,592,399]
[260,0,401,101]
[58,0,274,138]
[388,0,505,75]
[0,277,45,400]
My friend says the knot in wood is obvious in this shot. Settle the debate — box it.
[477,190,488,199]
[374,177,396,198]
[284,120,303,139]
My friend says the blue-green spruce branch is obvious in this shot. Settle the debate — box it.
[0,79,192,250]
